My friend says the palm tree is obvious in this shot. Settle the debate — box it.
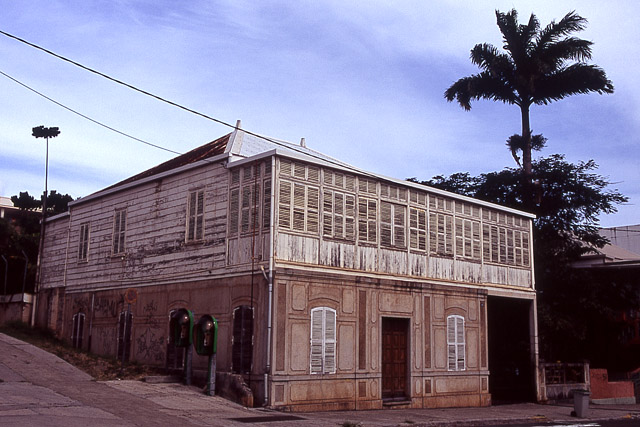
[444,9,613,182]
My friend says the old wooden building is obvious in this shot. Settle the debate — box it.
[37,127,539,410]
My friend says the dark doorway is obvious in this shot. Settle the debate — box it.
[232,305,254,374]
[117,310,133,362]
[381,317,409,400]
[166,310,184,369]
[487,296,535,403]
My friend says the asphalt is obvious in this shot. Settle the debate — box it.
[1,332,639,426]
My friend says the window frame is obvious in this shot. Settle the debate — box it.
[447,314,466,371]
[310,307,337,374]
[112,209,127,255]
[78,223,90,261]
[186,189,205,242]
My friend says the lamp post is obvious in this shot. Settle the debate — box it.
[31,125,60,327]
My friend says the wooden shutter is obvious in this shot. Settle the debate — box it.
[393,204,405,248]
[263,179,271,229]
[293,183,305,231]
[278,181,291,229]
[307,187,319,233]
[345,194,355,240]
[447,316,456,370]
[380,202,392,246]
[456,316,465,371]
[229,188,239,234]
[310,307,336,374]
[323,190,333,237]
[324,309,336,374]
[447,315,465,371]
[310,308,324,374]
[241,185,252,233]
[280,159,291,176]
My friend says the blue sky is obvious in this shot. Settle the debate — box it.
[0,1,638,227]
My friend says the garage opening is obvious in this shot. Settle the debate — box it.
[487,296,536,403]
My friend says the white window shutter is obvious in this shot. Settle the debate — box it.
[310,308,324,374]
[324,309,336,373]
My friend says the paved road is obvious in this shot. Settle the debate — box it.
[2,332,640,426]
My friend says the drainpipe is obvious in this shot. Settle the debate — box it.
[88,293,95,351]
[263,155,276,406]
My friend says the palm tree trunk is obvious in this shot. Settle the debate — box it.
[520,103,535,209]
[521,103,532,178]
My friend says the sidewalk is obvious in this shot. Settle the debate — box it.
[1,332,639,426]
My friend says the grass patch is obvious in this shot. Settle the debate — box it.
[0,321,165,381]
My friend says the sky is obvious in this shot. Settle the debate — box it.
[0,1,638,227]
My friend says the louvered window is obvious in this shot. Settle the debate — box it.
[71,313,85,349]
[482,225,531,267]
[263,179,271,229]
[454,218,481,260]
[410,190,427,206]
[323,190,356,241]
[186,189,205,241]
[232,305,253,374]
[447,315,465,371]
[429,213,453,256]
[241,185,253,233]
[409,207,427,251]
[112,209,126,255]
[380,202,406,248]
[358,197,377,244]
[229,188,240,235]
[228,163,271,236]
[78,223,90,261]
[278,181,319,234]
[323,169,355,192]
[359,178,377,195]
[429,195,453,213]
[310,307,336,374]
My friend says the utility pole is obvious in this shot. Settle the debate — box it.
[31,125,60,327]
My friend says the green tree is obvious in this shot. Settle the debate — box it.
[444,9,613,184]
[411,156,635,366]
[11,190,73,217]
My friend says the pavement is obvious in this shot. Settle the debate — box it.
[1,332,639,427]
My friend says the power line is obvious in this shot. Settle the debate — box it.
[0,29,385,180]
[0,69,181,155]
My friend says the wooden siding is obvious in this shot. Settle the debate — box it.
[41,161,232,290]
[41,216,70,288]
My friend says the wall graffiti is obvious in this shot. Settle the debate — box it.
[94,296,120,318]
[143,300,159,327]
[136,327,165,363]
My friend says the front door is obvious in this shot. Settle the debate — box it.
[382,317,409,400]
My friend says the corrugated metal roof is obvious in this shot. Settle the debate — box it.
[106,133,231,189]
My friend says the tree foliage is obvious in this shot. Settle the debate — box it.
[411,156,636,367]
[11,190,73,217]
[2,190,74,295]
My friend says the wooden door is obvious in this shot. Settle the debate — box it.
[382,317,408,400]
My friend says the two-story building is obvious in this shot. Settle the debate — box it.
[36,126,539,410]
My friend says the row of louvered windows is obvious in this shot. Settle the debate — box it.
[276,179,530,267]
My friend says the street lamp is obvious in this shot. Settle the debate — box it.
[32,125,60,327]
